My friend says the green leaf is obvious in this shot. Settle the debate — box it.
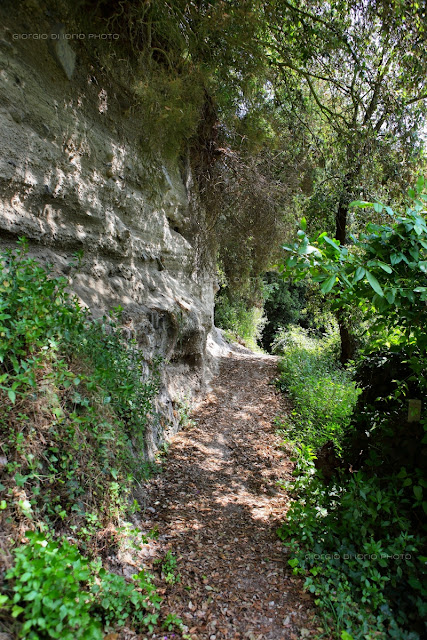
[413,485,422,501]
[353,267,365,283]
[366,271,383,296]
[300,217,307,231]
[373,202,383,213]
[298,237,309,255]
[323,236,341,251]
[8,389,16,404]
[320,275,337,294]
[372,293,387,311]
[377,262,392,274]
[349,200,374,208]
[416,175,425,193]
[390,253,403,266]
[385,290,395,304]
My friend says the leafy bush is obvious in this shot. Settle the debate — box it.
[1,532,163,639]
[275,328,426,638]
[275,185,427,635]
[281,181,427,367]
[90,565,161,631]
[214,292,266,350]
[2,533,102,640]
[260,273,335,352]
[260,274,308,351]
[342,343,427,478]
[274,326,360,450]
[278,456,427,639]
[70,313,161,479]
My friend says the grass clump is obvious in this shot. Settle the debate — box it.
[273,326,360,449]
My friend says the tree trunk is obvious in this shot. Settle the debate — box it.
[335,164,359,362]
[335,165,357,245]
[335,196,348,245]
[338,312,354,365]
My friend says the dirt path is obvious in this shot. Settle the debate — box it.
[141,351,320,639]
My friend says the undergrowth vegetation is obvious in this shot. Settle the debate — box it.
[275,327,426,639]
[1,532,163,639]
[0,241,186,638]
[273,326,360,450]
[214,291,266,351]
[276,190,427,639]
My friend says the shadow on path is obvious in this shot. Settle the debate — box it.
[142,352,321,640]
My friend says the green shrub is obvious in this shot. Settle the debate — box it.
[2,533,102,640]
[70,312,161,478]
[155,550,181,585]
[278,458,427,639]
[90,565,161,631]
[275,329,426,638]
[274,326,360,450]
[214,292,266,350]
[1,532,163,639]
[260,274,308,351]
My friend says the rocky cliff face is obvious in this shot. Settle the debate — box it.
[0,4,219,456]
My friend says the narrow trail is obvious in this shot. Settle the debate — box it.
[142,350,320,640]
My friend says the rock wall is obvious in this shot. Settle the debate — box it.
[0,3,218,456]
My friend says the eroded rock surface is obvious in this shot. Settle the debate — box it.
[0,5,217,455]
